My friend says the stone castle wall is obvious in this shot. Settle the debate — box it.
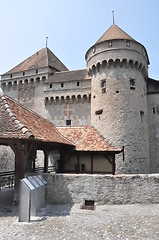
[44,173,159,205]
[147,93,159,173]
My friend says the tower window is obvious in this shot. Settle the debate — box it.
[130,78,135,90]
[50,84,52,89]
[108,41,112,47]
[23,72,25,76]
[101,80,106,94]
[126,40,130,47]
[77,81,79,86]
[36,69,38,74]
[95,109,103,115]
[66,119,71,126]
[61,83,64,88]
[153,108,155,114]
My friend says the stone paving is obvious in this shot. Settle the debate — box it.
[0,202,159,240]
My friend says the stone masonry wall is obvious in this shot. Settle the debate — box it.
[44,173,159,205]
[147,93,159,173]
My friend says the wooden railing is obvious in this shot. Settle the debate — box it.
[0,171,15,190]
[0,166,55,190]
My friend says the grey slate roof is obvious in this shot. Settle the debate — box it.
[45,69,91,83]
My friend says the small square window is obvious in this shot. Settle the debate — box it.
[130,78,135,90]
[66,119,71,126]
[61,83,64,88]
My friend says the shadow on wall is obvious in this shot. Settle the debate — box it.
[44,173,74,205]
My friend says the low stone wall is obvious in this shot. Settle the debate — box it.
[43,173,159,205]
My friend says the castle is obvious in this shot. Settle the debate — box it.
[1,23,159,174]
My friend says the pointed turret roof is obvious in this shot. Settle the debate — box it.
[96,24,135,44]
[5,48,68,74]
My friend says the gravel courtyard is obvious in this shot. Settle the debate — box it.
[1,199,159,240]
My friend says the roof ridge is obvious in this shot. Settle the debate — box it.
[1,95,34,138]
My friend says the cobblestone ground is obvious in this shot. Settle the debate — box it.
[0,203,159,240]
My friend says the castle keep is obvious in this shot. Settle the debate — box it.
[1,23,159,174]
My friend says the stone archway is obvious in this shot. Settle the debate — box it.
[0,146,15,172]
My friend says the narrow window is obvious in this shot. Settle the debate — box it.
[108,41,112,47]
[140,111,144,122]
[130,78,135,90]
[126,40,130,47]
[36,69,38,74]
[66,119,71,126]
[23,72,25,76]
[10,74,12,78]
[50,84,52,89]
[157,106,159,113]
[77,81,79,86]
[101,80,106,94]
[61,83,64,88]
[153,108,155,114]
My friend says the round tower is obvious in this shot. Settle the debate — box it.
[85,24,150,174]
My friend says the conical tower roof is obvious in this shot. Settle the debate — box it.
[5,47,68,74]
[96,24,135,44]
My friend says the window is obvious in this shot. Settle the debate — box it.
[101,80,106,94]
[130,78,135,90]
[95,109,103,115]
[157,106,159,113]
[153,108,155,114]
[77,81,79,86]
[61,83,64,88]
[81,164,86,171]
[23,72,25,76]
[126,40,130,47]
[66,119,71,126]
[10,74,12,78]
[36,69,38,74]
[50,84,52,89]
[108,41,112,47]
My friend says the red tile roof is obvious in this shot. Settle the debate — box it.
[0,93,73,146]
[5,48,68,74]
[57,126,121,152]
[96,24,134,44]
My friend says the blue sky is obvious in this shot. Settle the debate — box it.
[0,0,159,79]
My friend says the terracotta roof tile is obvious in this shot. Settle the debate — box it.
[0,93,73,146]
[57,126,121,152]
[5,48,68,74]
[96,24,134,44]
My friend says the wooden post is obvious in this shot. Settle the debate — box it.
[44,150,49,173]
[91,153,94,174]
[112,155,116,175]
[59,151,65,173]
[77,152,80,173]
